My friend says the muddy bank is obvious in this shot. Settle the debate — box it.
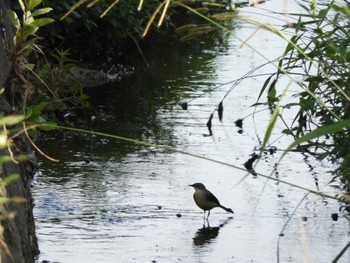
[0,149,39,263]
[0,0,39,262]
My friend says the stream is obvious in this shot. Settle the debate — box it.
[33,2,350,263]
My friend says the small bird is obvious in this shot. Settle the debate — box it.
[189,183,234,219]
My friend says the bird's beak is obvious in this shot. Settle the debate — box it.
[189,184,193,187]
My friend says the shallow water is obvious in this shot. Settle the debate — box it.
[33,2,350,263]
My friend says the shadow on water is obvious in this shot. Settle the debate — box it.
[193,217,233,246]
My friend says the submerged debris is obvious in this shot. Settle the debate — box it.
[331,213,339,221]
[206,113,214,136]
[244,154,259,170]
[301,216,308,222]
[234,118,243,129]
[55,65,134,89]
[179,102,188,110]
[244,154,259,176]
[218,101,223,122]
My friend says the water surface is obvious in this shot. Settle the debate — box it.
[33,2,350,263]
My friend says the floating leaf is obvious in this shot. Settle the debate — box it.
[218,101,223,122]
[244,154,259,170]
[268,146,277,155]
[244,154,259,176]
[331,213,339,221]
[234,119,243,129]
[179,103,188,110]
[206,113,213,136]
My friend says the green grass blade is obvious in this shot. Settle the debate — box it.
[30,122,345,203]
[281,119,350,160]
[332,241,350,263]
[0,174,20,187]
[262,105,279,150]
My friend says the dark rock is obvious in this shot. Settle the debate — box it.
[331,213,339,221]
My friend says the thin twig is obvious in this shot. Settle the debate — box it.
[22,122,59,162]
[3,125,19,164]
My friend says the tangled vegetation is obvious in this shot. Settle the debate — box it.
[259,2,350,198]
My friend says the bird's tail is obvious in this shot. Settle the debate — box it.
[220,205,234,214]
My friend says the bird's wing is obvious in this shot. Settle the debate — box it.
[207,190,220,205]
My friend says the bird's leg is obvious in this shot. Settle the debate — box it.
[206,210,211,220]
[203,210,206,219]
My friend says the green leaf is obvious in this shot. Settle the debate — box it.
[0,134,7,149]
[281,119,350,160]
[31,7,53,17]
[262,105,280,150]
[257,75,272,102]
[0,197,27,204]
[0,154,30,164]
[31,18,54,28]
[317,7,330,19]
[0,174,19,187]
[0,156,13,164]
[284,35,297,55]
[268,83,276,101]
[24,11,34,24]
[27,64,35,70]
[0,115,25,126]
[20,24,38,40]
[6,10,20,29]
[39,122,57,131]
[18,0,25,11]
[295,16,302,32]
[26,102,47,121]
[27,0,42,10]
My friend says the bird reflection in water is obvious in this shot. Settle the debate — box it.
[193,217,233,246]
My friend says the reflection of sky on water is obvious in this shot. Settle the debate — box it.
[33,2,350,263]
